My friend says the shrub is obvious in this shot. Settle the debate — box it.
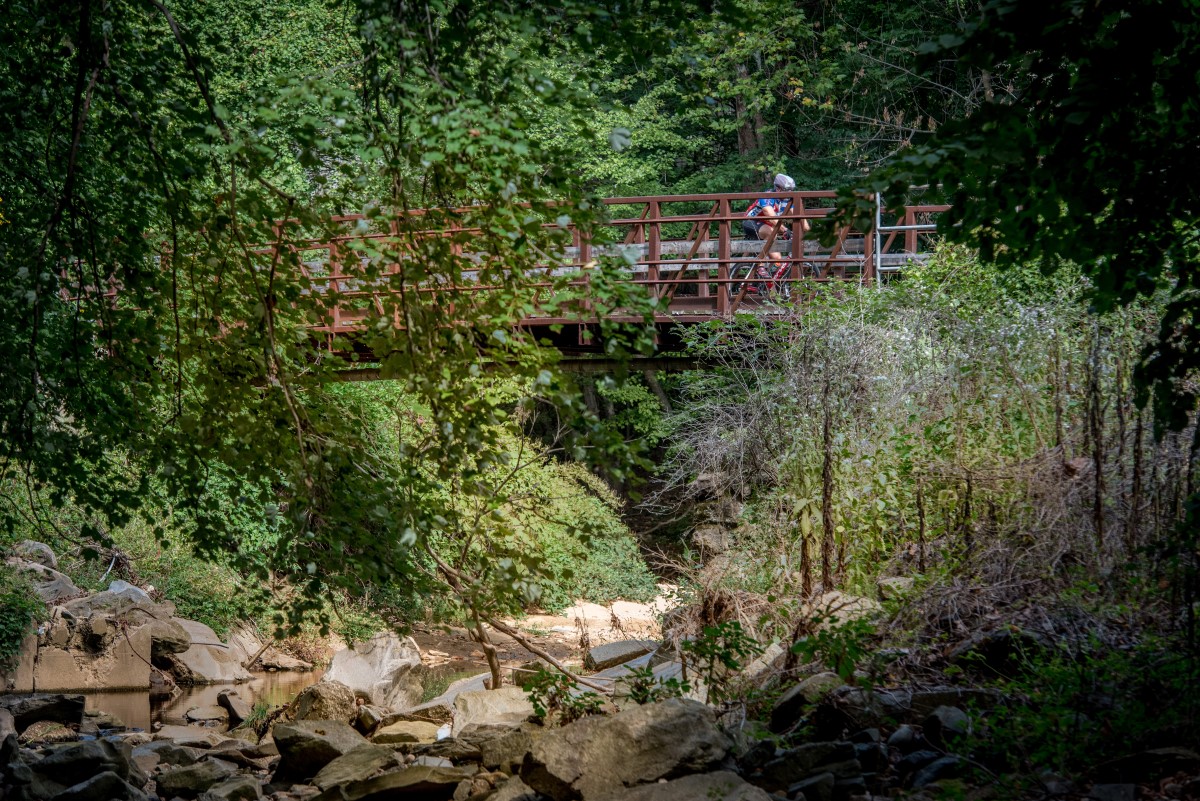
[0,565,44,669]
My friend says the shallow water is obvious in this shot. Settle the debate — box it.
[81,669,325,731]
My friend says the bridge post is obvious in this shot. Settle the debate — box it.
[648,200,661,302]
[717,198,730,317]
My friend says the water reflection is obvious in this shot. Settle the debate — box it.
[82,669,325,732]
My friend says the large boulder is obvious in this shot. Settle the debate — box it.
[371,720,441,744]
[160,619,253,685]
[0,693,84,732]
[199,776,264,801]
[451,687,535,737]
[61,591,190,658]
[272,719,368,782]
[28,738,144,797]
[321,632,423,708]
[520,699,731,801]
[291,679,357,723]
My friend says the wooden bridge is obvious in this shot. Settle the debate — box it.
[265,190,946,358]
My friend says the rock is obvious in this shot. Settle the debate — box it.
[292,679,358,723]
[414,755,455,768]
[787,772,836,801]
[416,736,484,764]
[322,632,423,709]
[131,739,202,773]
[260,650,312,671]
[150,617,194,658]
[613,771,772,801]
[0,709,13,741]
[908,687,1002,717]
[17,719,75,744]
[186,705,230,723]
[218,689,253,725]
[809,592,882,626]
[770,673,845,733]
[921,706,971,748]
[1088,785,1136,801]
[107,579,152,602]
[353,704,389,735]
[200,775,264,801]
[740,642,786,684]
[8,558,81,603]
[0,693,84,733]
[53,770,149,801]
[451,687,534,737]
[491,775,540,801]
[520,698,730,801]
[312,743,400,790]
[372,720,442,744]
[756,741,856,792]
[947,627,1047,677]
[1096,748,1200,783]
[273,719,368,782]
[161,619,254,685]
[885,724,922,754]
[896,750,942,782]
[910,756,967,789]
[32,623,154,692]
[154,724,226,748]
[310,764,476,801]
[30,738,142,793]
[875,576,915,600]
[471,728,538,775]
[157,758,239,798]
[12,540,57,569]
[583,640,658,671]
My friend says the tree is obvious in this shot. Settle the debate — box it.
[833,0,1200,429]
[0,0,664,632]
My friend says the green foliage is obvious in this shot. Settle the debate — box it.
[526,667,606,726]
[623,665,691,706]
[0,565,45,669]
[835,0,1200,428]
[968,637,1200,781]
[680,621,763,704]
[790,613,877,684]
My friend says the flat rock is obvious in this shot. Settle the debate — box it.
[371,720,441,745]
[770,673,845,733]
[155,724,226,748]
[520,698,730,801]
[451,687,534,737]
[492,775,540,801]
[186,705,230,723]
[30,737,142,794]
[583,640,658,671]
[757,741,856,792]
[322,632,423,709]
[609,770,772,801]
[311,764,475,801]
[312,743,400,790]
[273,719,367,782]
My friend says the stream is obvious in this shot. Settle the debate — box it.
[81,669,325,731]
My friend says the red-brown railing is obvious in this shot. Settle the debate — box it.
[259,191,949,335]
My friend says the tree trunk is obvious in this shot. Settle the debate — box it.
[821,378,835,588]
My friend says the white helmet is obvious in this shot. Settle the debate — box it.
[773,174,796,191]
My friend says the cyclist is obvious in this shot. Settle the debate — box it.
[737,174,797,295]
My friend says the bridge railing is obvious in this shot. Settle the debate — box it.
[259,191,947,333]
